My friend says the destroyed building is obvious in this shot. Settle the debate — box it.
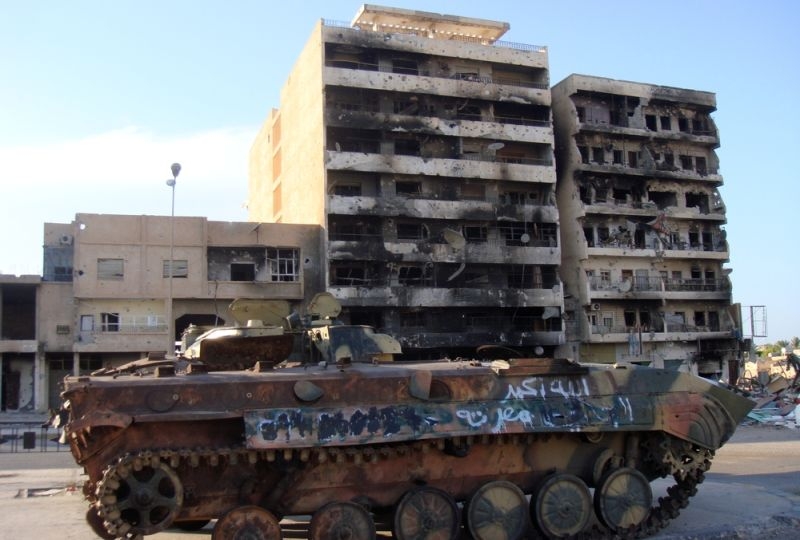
[249,5,563,359]
[551,75,742,379]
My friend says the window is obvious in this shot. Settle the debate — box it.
[333,184,362,196]
[695,156,707,175]
[97,258,124,280]
[660,116,671,130]
[396,181,422,195]
[612,150,623,164]
[679,155,693,170]
[627,151,638,168]
[592,147,604,164]
[461,183,485,200]
[100,312,120,332]
[163,259,188,278]
[53,266,73,282]
[578,146,589,164]
[398,266,425,286]
[231,263,256,281]
[397,222,426,240]
[645,115,657,130]
[267,248,299,282]
[508,266,533,288]
[464,225,488,243]
[56,324,70,335]
[332,264,367,286]
[576,107,586,122]
[678,118,689,132]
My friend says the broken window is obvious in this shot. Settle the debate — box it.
[396,181,422,196]
[679,155,693,170]
[328,216,381,241]
[660,116,671,130]
[695,156,707,175]
[709,311,720,331]
[579,185,591,204]
[499,222,533,246]
[597,227,610,244]
[230,263,256,282]
[394,138,420,156]
[692,118,707,134]
[663,153,675,168]
[97,258,124,280]
[648,190,677,209]
[100,312,120,332]
[627,151,638,168]
[507,265,534,288]
[583,227,595,247]
[397,222,427,240]
[392,57,419,75]
[576,106,586,122]
[645,115,657,131]
[331,264,370,286]
[678,118,689,132]
[624,310,637,327]
[594,188,608,203]
[456,104,482,121]
[162,259,188,278]
[592,147,604,164]
[333,184,362,196]
[578,146,590,164]
[267,248,298,282]
[464,225,488,243]
[613,187,630,204]
[398,265,428,286]
[612,150,623,164]
[685,192,709,213]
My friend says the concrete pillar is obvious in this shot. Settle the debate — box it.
[34,350,47,412]
[73,351,80,376]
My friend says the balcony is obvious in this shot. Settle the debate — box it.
[328,285,562,308]
[587,276,731,301]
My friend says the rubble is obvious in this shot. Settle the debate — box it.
[738,354,799,428]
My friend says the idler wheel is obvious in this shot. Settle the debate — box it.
[465,480,529,540]
[594,467,653,532]
[393,486,459,540]
[531,473,591,538]
[113,461,183,535]
[85,507,115,540]
[212,505,282,540]
[309,501,376,540]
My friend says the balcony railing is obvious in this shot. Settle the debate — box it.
[589,276,730,292]
[325,58,548,90]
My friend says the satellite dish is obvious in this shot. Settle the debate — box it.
[307,292,342,319]
[487,142,505,151]
[442,228,466,249]
[618,280,632,292]
[520,233,530,244]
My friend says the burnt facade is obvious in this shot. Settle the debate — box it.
[249,5,563,359]
[552,75,741,378]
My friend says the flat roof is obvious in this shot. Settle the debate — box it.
[352,4,509,43]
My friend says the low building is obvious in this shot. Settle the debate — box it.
[6,213,323,412]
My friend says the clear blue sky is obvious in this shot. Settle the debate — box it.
[1,1,798,344]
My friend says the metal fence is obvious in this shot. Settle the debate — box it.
[0,422,67,453]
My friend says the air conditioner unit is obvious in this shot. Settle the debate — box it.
[591,303,601,311]
[59,234,73,245]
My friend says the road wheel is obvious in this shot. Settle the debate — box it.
[212,505,282,539]
[594,467,653,531]
[465,480,529,540]
[309,501,375,540]
[394,486,459,540]
[531,473,591,538]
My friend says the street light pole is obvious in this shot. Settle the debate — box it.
[166,163,181,358]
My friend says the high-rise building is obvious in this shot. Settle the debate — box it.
[249,5,563,359]
[551,74,741,379]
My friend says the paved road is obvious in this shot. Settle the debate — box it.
[1,425,798,539]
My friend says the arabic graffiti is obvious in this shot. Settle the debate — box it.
[245,376,644,448]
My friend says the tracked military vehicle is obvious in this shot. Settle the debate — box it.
[58,294,753,540]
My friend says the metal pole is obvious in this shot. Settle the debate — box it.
[166,163,180,358]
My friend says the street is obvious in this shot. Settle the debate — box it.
[0,425,798,540]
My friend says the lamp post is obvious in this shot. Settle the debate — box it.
[166,163,181,358]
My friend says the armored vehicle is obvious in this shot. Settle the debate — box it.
[58,295,753,539]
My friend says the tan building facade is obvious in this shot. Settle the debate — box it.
[2,213,323,413]
[249,5,564,359]
[552,74,742,378]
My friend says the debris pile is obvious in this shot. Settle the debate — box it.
[738,353,799,428]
